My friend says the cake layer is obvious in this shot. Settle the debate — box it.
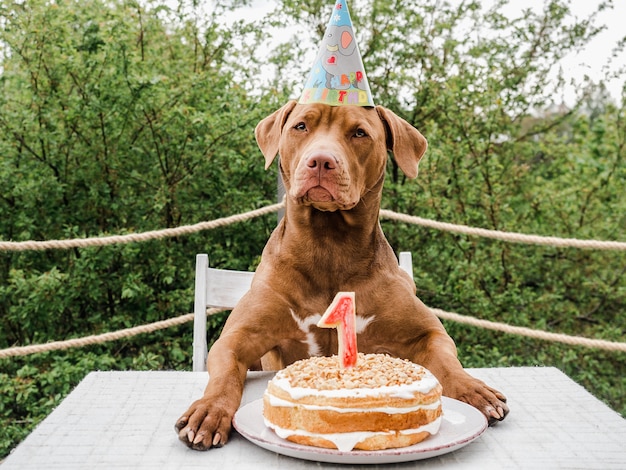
[264,416,443,452]
[265,392,442,414]
[266,378,442,409]
[263,394,442,433]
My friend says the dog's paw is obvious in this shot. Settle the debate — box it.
[175,399,232,450]
[483,390,509,426]
[449,377,509,426]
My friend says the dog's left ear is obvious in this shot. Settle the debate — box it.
[255,100,298,169]
[376,106,427,179]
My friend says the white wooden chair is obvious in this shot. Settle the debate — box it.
[192,252,414,371]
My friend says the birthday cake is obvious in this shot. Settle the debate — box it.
[262,353,443,451]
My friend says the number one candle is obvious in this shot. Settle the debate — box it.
[317,292,358,368]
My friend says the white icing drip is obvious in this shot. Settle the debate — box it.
[272,370,440,400]
[266,392,441,414]
[264,416,442,452]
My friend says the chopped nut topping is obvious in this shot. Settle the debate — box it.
[278,353,428,390]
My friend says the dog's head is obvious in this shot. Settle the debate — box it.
[255,101,427,212]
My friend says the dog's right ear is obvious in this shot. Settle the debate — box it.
[255,100,298,169]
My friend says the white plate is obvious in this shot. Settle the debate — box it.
[232,397,487,465]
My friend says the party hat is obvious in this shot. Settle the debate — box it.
[299,0,374,107]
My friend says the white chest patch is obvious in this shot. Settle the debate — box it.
[289,309,375,357]
[289,310,322,357]
[355,315,374,334]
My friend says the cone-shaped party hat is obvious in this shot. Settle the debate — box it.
[299,0,374,107]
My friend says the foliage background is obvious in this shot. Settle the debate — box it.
[0,0,624,458]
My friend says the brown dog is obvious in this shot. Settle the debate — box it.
[175,101,508,450]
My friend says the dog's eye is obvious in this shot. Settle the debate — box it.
[354,128,368,138]
[294,122,307,131]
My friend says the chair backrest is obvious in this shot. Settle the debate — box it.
[192,251,414,371]
[192,254,254,371]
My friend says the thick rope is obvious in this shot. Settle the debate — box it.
[432,309,626,352]
[0,202,285,252]
[0,308,225,359]
[1,306,624,359]
[0,201,625,251]
[379,209,626,250]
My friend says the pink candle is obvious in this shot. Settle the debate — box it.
[317,292,358,368]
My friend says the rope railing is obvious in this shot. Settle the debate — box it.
[1,305,624,359]
[431,309,626,352]
[1,201,624,360]
[0,201,285,252]
[0,311,223,359]
[379,210,626,250]
[0,201,625,251]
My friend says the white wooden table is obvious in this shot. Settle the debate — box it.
[2,367,625,469]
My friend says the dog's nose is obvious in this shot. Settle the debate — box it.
[306,153,337,172]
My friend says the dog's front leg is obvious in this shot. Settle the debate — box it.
[175,333,249,450]
[175,286,294,450]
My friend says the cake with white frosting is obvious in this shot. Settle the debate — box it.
[262,353,443,451]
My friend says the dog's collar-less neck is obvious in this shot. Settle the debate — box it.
[282,194,383,248]
[276,200,387,287]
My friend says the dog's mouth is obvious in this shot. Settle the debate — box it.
[296,184,358,212]
[293,172,342,205]
[305,186,334,203]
